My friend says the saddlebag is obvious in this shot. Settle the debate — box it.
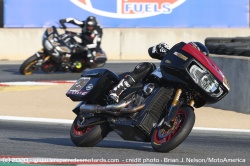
[66,68,119,102]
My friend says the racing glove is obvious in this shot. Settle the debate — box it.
[59,19,67,29]
[156,42,169,53]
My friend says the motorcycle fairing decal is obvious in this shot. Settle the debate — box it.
[70,0,186,19]
[165,59,171,64]
[48,34,53,40]
[52,49,60,57]
[86,84,94,91]
[57,46,71,52]
[47,27,54,35]
[173,51,188,61]
[52,42,60,46]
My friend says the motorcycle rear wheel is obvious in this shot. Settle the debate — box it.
[151,106,195,152]
[19,55,40,75]
[70,116,111,147]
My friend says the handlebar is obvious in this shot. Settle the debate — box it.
[57,21,81,37]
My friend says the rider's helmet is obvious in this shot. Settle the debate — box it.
[188,42,209,57]
[83,16,97,33]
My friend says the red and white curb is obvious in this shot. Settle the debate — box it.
[0,80,76,86]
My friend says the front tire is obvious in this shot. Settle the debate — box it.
[70,116,111,147]
[151,106,195,152]
[19,55,40,75]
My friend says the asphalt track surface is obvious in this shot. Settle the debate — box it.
[0,120,249,166]
[0,62,250,166]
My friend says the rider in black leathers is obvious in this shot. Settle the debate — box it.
[59,16,103,65]
[109,41,209,103]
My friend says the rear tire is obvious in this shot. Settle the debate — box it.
[151,106,195,152]
[19,55,40,75]
[70,116,111,147]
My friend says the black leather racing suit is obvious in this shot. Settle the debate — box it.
[59,18,103,62]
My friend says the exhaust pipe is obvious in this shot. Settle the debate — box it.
[79,98,145,116]
[120,104,145,114]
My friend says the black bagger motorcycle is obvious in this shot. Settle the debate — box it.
[19,26,107,75]
[66,43,230,152]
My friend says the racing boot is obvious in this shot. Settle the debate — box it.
[87,51,96,66]
[61,53,71,70]
[109,75,135,103]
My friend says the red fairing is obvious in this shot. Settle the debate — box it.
[182,44,224,82]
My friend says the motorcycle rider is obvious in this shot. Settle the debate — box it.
[59,16,103,66]
[109,41,209,103]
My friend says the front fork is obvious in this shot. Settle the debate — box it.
[35,48,50,65]
[158,88,195,127]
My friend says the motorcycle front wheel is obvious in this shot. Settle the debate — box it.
[70,116,111,147]
[151,106,195,152]
[19,54,40,75]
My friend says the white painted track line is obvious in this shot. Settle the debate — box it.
[0,116,250,133]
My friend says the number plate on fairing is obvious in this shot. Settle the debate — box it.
[66,77,96,101]
[68,77,91,93]
[66,68,120,102]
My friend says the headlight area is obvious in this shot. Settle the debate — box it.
[188,64,224,98]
